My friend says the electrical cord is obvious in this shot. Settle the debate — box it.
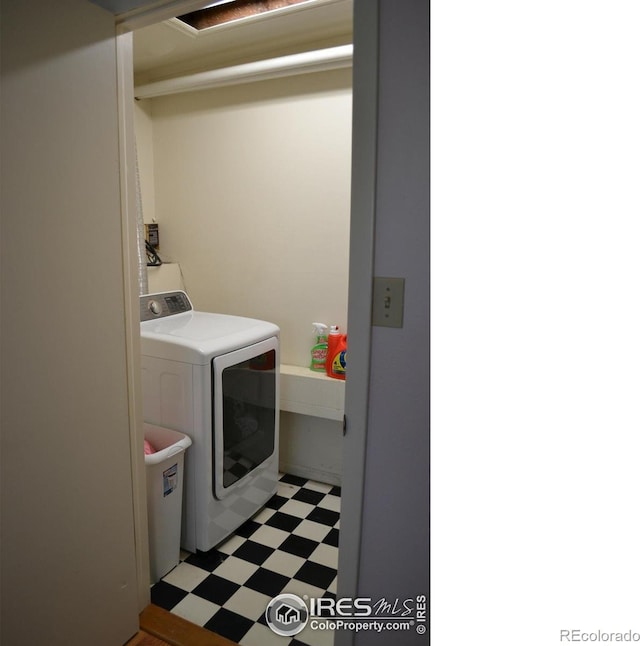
[146,240,162,267]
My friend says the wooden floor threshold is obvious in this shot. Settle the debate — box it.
[137,604,239,646]
[126,629,173,646]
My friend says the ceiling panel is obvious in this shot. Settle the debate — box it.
[88,0,161,13]
[131,0,353,85]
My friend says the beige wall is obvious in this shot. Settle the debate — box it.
[135,99,157,225]
[0,0,140,644]
[136,68,352,366]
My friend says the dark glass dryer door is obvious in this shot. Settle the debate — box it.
[212,336,278,499]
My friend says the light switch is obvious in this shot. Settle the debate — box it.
[372,277,405,328]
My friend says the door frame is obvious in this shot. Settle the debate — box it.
[116,28,151,608]
[115,3,378,637]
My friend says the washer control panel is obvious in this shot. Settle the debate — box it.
[140,291,192,322]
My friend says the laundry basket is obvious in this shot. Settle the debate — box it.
[144,423,192,583]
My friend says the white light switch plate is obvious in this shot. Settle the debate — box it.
[372,277,405,328]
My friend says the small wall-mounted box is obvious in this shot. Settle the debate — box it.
[145,223,159,248]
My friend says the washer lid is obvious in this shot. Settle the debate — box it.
[141,309,279,364]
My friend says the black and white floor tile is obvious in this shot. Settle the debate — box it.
[151,474,340,646]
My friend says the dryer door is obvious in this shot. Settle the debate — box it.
[212,336,278,499]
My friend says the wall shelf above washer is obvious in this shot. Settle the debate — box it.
[280,363,345,421]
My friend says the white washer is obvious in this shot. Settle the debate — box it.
[140,291,280,553]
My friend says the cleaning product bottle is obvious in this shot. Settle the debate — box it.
[310,323,329,372]
[327,325,347,380]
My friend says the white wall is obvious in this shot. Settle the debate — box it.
[135,99,157,224]
[0,1,140,643]
[137,68,352,367]
[279,412,343,485]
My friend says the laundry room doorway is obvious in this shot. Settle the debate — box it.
[116,3,377,643]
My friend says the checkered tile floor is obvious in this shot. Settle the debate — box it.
[151,474,340,646]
